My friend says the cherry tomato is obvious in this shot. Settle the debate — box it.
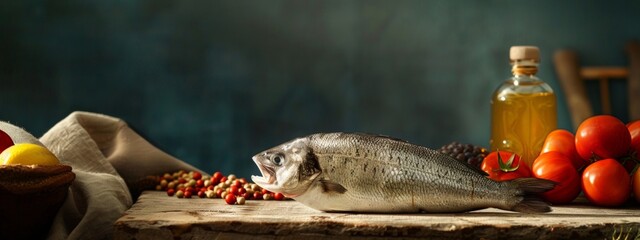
[575,115,631,161]
[633,168,640,203]
[628,120,640,158]
[540,129,586,169]
[532,152,581,204]
[0,129,14,153]
[582,159,630,207]
[481,151,531,181]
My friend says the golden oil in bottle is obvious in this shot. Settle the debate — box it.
[490,46,557,167]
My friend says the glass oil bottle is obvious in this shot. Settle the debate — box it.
[490,46,557,167]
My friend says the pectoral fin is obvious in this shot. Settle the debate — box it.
[320,179,347,194]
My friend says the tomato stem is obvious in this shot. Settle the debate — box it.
[496,150,520,172]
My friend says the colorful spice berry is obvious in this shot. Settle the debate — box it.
[216,188,224,198]
[253,191,263,200]
[206,190,215,199]
[237,187,247,195]
[192,171,202,180]
[229,185,239,195]
[225,193,237,205]
[263,193,273,200]
[273,192,285,201]
[156,170,287,203]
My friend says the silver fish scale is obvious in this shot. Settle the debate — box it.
[304,133,520,212]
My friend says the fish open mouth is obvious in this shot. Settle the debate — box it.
[252,156,276,185]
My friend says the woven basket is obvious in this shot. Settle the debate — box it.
[0,164,75,239]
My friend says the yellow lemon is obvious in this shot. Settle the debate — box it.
[0,143,60,165]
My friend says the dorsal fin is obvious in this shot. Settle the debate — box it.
[351,132,410,143]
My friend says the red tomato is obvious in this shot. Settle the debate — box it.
[582,159,630,207]
[575,115,631,161]
[481,151,531,181]
[628,120,640,158]
[532,152,581,204]
[540,129,586,169]
[0,129,14,153]
[633,168,640,203]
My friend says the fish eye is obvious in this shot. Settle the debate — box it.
[271,154,285,166]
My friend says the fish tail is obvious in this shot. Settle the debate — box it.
[507,178,556,213]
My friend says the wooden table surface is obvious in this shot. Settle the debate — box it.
[114,191,640,240]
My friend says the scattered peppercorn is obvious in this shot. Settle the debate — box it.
[225,193,237,205]
[206,190,216,199]
[155,170,288,204]
[273,192,285,201]
[167,188,175,197]
[236,196,246,205]
[263,193,273,200]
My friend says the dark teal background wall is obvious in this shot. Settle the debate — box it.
[1,0,639,177]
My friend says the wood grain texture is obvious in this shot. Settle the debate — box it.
[114,191,640,240]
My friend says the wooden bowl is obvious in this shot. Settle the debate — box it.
[0,164,75,239]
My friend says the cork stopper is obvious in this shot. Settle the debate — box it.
[510,46,540,63]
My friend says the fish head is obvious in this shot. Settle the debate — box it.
[251,137,321,197]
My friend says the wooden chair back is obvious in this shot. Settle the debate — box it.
[553,41,640,129]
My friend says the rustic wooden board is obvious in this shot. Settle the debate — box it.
[114,191,640,240]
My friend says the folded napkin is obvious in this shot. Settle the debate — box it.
[2,111,204,239]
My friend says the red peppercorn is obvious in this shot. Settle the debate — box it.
[184,191,193,198]
[220,176,228,184]
[261,189,270,194]
[225,193,237,205]
[178,178,187,184]
[253,191,263,200]
[167,189,176,196]
[273,192,285,201]
[232,180,243,188]
[196,179,204,188]
[230,185,239,195]
[216,188,224,197]
[198,190,206,198]
[192,171,202,180]
[185,187,195,194]
[209,176,216,184]
[212,172,223,184]
[243,192,253,200]
[238,187,247,195]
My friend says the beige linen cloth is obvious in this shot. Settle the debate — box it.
[4,111,203,239]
